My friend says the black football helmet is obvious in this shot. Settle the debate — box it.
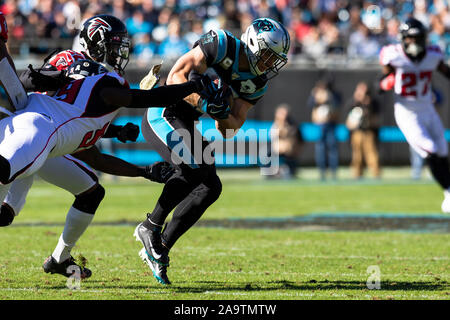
[399,17,427,61]
[79,14,130,74]
[65,59,108,79]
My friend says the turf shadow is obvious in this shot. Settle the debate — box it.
[162,279,449,293]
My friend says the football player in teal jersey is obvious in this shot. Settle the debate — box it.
[134,18,290,285]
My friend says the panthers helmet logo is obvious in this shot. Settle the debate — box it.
[87,17,112,40]
[253,19,276,34]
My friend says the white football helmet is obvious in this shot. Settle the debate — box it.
[241,18,290,79]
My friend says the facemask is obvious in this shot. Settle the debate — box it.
[405,42,424,58]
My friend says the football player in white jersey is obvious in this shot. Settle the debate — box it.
[379,17,450,213]
[0,14,175,279]
[0,14,216,278]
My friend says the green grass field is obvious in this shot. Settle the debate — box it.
[0,168,449,300]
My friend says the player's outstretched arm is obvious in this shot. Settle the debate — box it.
[72,146,173,183]
[72,146,142,177]
[71,146,146,179]
[102,123,140,143]
[99,75,209,109]
[437,61,450,80]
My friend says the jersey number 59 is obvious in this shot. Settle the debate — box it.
[77,122,110,150]
[54,79,84,104]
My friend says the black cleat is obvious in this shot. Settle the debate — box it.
[0,204,15,227]
[134,221,171,285]
[42,255,92,279]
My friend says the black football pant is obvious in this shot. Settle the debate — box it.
[141,108,222,249]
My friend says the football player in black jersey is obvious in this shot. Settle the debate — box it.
[135,18,290,285]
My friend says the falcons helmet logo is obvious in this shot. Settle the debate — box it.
[86,17,112,40]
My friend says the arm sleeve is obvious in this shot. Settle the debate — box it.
[128,81,200,108]
[19,67,68,92]
[102,124,121,138]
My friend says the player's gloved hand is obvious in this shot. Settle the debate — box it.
[189,71,219,99]
[205,98,231,120]
[20,64,66,92]
[0,12,8,42]
[116,122,140,143]
[140,161,175,183]
[203,86,232,119]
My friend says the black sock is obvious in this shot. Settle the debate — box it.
[146,174,200,226]
[427,154,450,190]
[162,175,222,248]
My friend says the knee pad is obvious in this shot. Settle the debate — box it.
[0,155,11,185]
[0,203,14,227]
[73,184,105,214]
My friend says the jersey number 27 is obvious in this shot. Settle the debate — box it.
[401,71,432,97]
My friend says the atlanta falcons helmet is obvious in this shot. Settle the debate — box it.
[241,18,290,79]
[399,17,427,61]
[79,14,130,74]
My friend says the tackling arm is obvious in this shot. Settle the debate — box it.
[99,76,208,109]
[72,146,143,177]
[71,146,174,183]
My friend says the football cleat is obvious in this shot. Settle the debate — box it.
[134,221,171,285]
[138,248,171,285]
[441,191,450,213]
[42,255,92,279]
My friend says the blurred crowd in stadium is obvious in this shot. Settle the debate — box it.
[1,0,450,62]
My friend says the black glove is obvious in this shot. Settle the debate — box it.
[189,71,219,99]
[19,64,67,92]
[116,122,140,143]
[203,85,232,119]
[141,161,175,183]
